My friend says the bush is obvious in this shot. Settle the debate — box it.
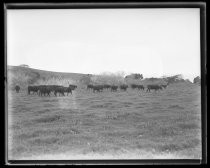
[19,64,29,68]
[8,72,30,89]
[193,76,201,85]
[34,76,76,87]
[79,74,92,85]
[125,73,143,80]
[163,74,184,84]
[90,72,126,85]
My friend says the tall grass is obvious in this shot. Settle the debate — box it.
[8,71,77,90]
[34,77,76,87]
[7,72,31,90]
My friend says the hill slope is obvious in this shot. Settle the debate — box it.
[7,65,194,90]
[7,65,89,89]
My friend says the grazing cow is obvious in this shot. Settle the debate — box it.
[69,84,77,90]
[131,84,138,89]
[146,85,163,92]
[87,84,94,90]
[120,84,128,91]
[15,85,20,93]
[53,85,73,96]
[38,85,51,96]
[92,85,104,92]
[103,84,111,90]
[46,85,61,96]
[136,85,144,90]
[111,85,118,92]
[28,85,40,95]
[161,83,168,89]
[64,87,72,96]
[131,84,144,90]
[54,86,65,96]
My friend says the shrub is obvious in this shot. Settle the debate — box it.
[163,74,184,84]
[90,72,126,85]
[19,64,29,68]
[193,76,201,85]
[34,76,76,87]
[79,74,92,85]
[7,72,30,89]
[125,73,143,80]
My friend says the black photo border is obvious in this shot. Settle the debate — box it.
[3,2,207,165]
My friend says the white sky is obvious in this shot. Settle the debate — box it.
[7,9,200,81]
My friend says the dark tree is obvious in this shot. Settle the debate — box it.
[193,76,201,85]
[19,64,29,68]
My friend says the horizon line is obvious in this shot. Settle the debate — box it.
[7,64,199,81]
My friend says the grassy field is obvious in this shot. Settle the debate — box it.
[7,82,201,160]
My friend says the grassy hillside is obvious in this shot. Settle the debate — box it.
[7,66,201,160]
[8,80,201,159]
[7,65,89,89]
[7,65,194,91]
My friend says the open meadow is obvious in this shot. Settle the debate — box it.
[6,7,203,161]
[7,82,201,160]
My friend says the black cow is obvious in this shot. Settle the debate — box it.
[69,84,77,90]
[111,85,118,92]
[15,85,20,93]
[92,85,104,92]
[53,86,72,96]
[46,85,61,96]
[136,85,144,90]
[64,87,72,96]
[38,85,51,96]
[120,84,128,91]
[103,84,111,90]
[146,85,163,92]
[131,84,138,89]
[87,84,94,90]
[161,84,168,89]
[54,86,65,96]
[28,85,40,95]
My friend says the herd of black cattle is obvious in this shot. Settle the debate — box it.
[87,84,168,92]
[13,83,168,96]
[27,85,77,96]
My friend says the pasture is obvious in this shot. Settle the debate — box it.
[7,82,201,160]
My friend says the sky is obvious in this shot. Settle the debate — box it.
[7,9,200,81]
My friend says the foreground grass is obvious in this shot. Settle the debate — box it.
[7,83,201,159]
